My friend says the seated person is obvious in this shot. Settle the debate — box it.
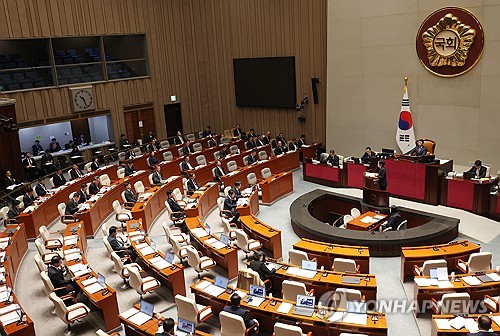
[35,176,49,196]
[245,136,256,150]
[298,134,307,147]
[123,182,138,203]
[107,226,137,263]
[233,124,243,137]
[174,131,186,145]
[64,140,75,150]
[249,251,276,282]
[181,155,194,171]
[223,294,259,335]
[273,140,287,156]
[186,173,200,194]
[219,145,229,159]
[41,149,56,174]
[232,181,243,199]
[65,193,80,215]
[147,151,159,167]
[246,151,258,165]
[379,206,403,231]
[321,150,340,167]
[201,126,213,138]
[155,318,175,336]
[22,187,36,207]
[4,170,21,192]
[166,190,187,232]
[409,139,427,157]
[90,157,100,172]
[181,141,192,155]
[49,138,62,152]
[70,145,83,164]
[224,189,240,223]
[32,140,44,156]
[255,134,265,147]
[48,256,80,297]
[213,160,226,183]
[263,132,272,145]
[207,137,217,147]
[125,147,136,160]
[88,177,101,195]
[119,134,130,149]
[466,160,487,178]
[77,184,88,204]
[248,128,257,138]
[361,146,375,164]
[69,163,84,180]
[52,167,67,187]
[288,139,298,151]
[466,315,497,336]
[7,200,22,219]
[143,130,156,144]
[78,134,87,146]
[276,133,287,145]
[124,161,136,176]
[22,152,39,181]
[151,166,165,186]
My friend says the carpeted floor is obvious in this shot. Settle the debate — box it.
[14,167,500,336]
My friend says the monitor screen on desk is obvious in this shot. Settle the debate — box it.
[165,252,174,264]
[220,233,229,245]
[140,300,154,317]
[97,273,106,287]
[302,260,317,271]
[296,294,315,309]
[178,317,195,333]
[249,285,265,298]
[205,223,211,235]
[215,276,229,289]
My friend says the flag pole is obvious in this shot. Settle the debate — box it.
[404,76,408,93]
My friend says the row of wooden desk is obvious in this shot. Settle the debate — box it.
[432,313,500,335]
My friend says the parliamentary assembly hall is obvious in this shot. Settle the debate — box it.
[0,1,499,335]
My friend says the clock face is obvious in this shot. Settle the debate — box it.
[74,89,93,110]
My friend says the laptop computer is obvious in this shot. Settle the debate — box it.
[220,233,229,245]
[177,317,195,334]
[463,171,475,180]
[351,157,360,164]
[381,148,395,155]
[165,252,174,264]
[244,284,265,303]
[430,267,448,281]
[293,294,316,317]
[205,223,211,235]
[150,239,157,252]
[139,300,154,318]
[302,260,317,271]
[97,273,106,288]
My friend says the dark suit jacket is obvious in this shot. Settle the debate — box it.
[466,332,497,336]
[119,139,129,149]
[361,152,375,164]
[256,139,264,147]
[125,165,135,176]
[167,197,184,213]
[181,145,191,155]
[22,194,35,207]
[246,141,256,150]
[7,207,20,218]
[232,187,242,199]
[69,168,84,180]
[181,161,193,171]
[89,183,100,195]
[207,138,217,147]
[298,139,307,147]
[65,199,79,215]
[384,213,403,231]
[467,165,487,178]
[152,172,163,185]
[107,235,125,251]
[201,130,212,138]
[53,174,67,187]
[32,144,44,156]
[77,190,87,204]
[125,151,136,160]
[246,155,258,165]
[222,306,255,328]
[174,135,186,145]
[263,136,271,145]
[90,162,99,171]
[288,142,297,151]
[409,145,427,157]
[4,177,18,188]
[274,146,285,156]
[233,128,242,137]
[47,265,72,290]
[249,260,275,281]
[147,156,159,166]
[144,134,155,143]
[219,149,228,159]
[124,189,137,203]
[327,154,340,167]
[378,167,387,190]
[41,154,54,165]
[23,157,36,168]
[214,166,225,179]
[35,183,48,196]
[187,179,199,192]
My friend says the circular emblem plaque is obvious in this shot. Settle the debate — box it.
[416,7,484,77]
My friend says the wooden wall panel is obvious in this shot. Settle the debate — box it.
[0,0,327,147]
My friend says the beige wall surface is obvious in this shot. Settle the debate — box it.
[0,0,327,145]
[327,0,500,171]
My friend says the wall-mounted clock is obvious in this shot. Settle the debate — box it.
[69,86,95,112]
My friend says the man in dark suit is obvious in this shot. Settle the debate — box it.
[41,149,55,174]
[224,189,240,223]
[32,140,44,156]
[233,124,243,137]
[248,128,257,138]
[48,256,80,296]
[77,184,88,204]
[263,132,272,145]
[288,139,298,151]
[78,134,87,146]
[49,138,62,152]
[123,182,137,203]
[181,141,191,155]
[125,147,136,160]
[379,206,403,231]
[223,294,258,335]
[377,160,387,191]
[90,157,100,172]
[213,160,226,183]
[273,141,287,156]
[64,140,75,150]
[69,163,84,180]
[467,315,497,336]
[298,134,307,148]
[147,151,159,167]
[143,130,156,144]
[23,152,39,181]
[219,145,229,159]
[22,187,36,207]
[124,161,136,176]
[107,226,137,263]
[7,200,21,219]
[232,181,242,199]
[166,190,187,232]
[207,137,217,147]
[201,126,213,138]
[276,133,287,145]
[186,173,200,194]
[249,251,276,282]
[52,168,67,188]
[409,139,427,157]
[174,131,186,145]
[323,150,340,167]
[467,160,487,179]
[245,136,256,150]
[181,156,194,172]
[35,177,48,196]
[3,171,21,192]
[65,193,80,215]
[155,318,175,336]
[88,177,101,195]
[255,135,265,147]
[361,146,375,164]
[119,134,130,150]
[246,151,258,165]
[151,166,164,186]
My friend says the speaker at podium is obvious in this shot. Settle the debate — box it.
[363,171,389,208]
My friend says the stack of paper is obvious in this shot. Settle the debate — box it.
[462,276,481,286]
[68,263,90,277]
[360,216,376,224]
[119,307,139,320]
[0,311,20,326]
[65,248,81,255]
[85,282,105,294]
[464,318,479,332]
[491,316,500,328]
[139,245,156,256]
[342,313,367,325]
[81,277,97,286]
[64,253,81,262]
[135,243,148,250]
[276,302,293,314]
[191,228,208,238]
[285,267,317,279]
[450,316,466,330]
[128,311,152,326]
[437,281,454,288]
[414,278,438,287]
[150,256,171,270]
[328,311,345,322]
[64,236,78,246]
[485,272,500,281]
[435,318,452,330]
[0,304,19,316]
[247,297,265,307]
[195,280,211,290]
[202,284,226,297]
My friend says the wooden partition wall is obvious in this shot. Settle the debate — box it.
[0,0,327,146]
